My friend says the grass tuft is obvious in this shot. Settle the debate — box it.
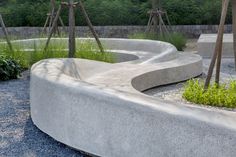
[128,32,187,51]
[0,39,115,69]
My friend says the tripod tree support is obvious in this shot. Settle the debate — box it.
[43,0,65,36]
[0,14,13,52]
[146,0,171,36]
[44,0,104,58]
[44,4,62,51]
[204,0,229,89]
[78,1,104,52]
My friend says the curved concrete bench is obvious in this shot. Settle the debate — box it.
[30,38,236,157]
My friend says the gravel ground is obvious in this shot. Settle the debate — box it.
[0,71,91,157]
[145,39,236,102]
[144,58,236,106]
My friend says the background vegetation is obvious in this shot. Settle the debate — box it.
[0,0,231,27]
[128,32,187,51]
[0,40,115,69]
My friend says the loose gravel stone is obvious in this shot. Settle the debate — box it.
[145,58,236,106]
[0,71,91,157]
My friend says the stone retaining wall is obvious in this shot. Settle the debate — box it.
[0,25,233,39]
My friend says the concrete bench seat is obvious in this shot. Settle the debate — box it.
[28,38,236,157]
[197,34,235,58]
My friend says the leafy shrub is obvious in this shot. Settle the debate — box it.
[183,79,236,109]
[158,33,187,51]
[128,32,186,51]
[0,56,22,81]
[0,0,232,26]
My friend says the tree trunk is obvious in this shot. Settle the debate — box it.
[204,0,229,88]
[151,0,159,32]
[68,0,76,58]
[232,0,236,70]
[0,14,13,52]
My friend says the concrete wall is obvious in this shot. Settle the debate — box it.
[0,25,233,39]
[197,34,235,58]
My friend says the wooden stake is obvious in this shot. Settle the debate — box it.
[43,0,65,36]
[78,1,104,52]
[232,0,236,70]
[43,14,50,33]
[49,0,57,34]
[204,0,229,89]
[0,14,13,52]
[215,0,229,85]
[44,5,62,51]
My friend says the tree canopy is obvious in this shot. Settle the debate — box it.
[0,0,231,27]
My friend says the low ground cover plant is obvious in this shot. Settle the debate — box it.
[128,32,186,51]
[0,40,115,69]
[183,79,236,109]
[0,55,22,81]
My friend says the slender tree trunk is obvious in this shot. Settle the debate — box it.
[232,0,236,70]
[204,0,229,88]
[151,0,159,33]
[68,0,76,58]
[0,14,13,52]
[44,5,62,51]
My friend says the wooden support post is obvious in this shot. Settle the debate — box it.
[151,1,159,33]
[215,0,229,84]
[43,0,66,36]
[44,5,62,51]
[165,12,172,32]
[59,16,66,31]
[232,0,236,70]
[68,0,76,58]
[0,14,13,52]
[204,0,229,89]
[146,14,153,32]
[78,1,104,53]
[49,0,57,34]
[43,14,50,33]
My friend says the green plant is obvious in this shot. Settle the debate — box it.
[128,32,186,51]
[128,32,158,40]
[0,39,115,69]
[158,32,187,51]
[0,55,22,81]
[183,79,236,108]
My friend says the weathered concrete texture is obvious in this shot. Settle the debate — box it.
[29,38,205,157]
[197,34,236,58]
[0,25,233,39]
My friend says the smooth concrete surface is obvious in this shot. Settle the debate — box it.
[27,38,224,157]
[197,34,235,58]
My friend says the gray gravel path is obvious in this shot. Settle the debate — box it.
[145,58,236,104]
[0,71,91,157]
